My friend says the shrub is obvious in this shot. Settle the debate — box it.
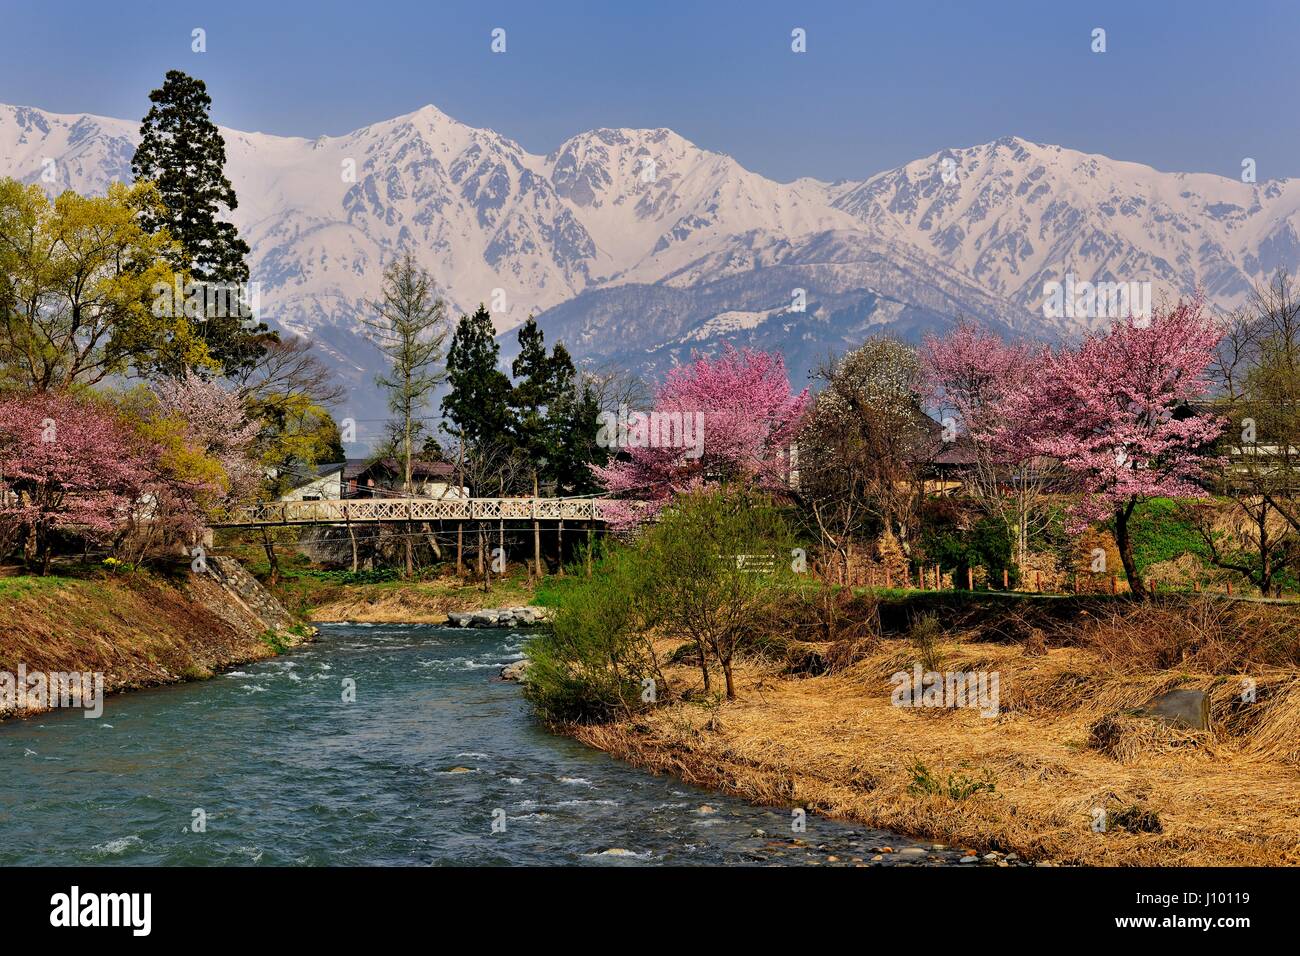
[917,502,1016,589]
[523,549,663,724]
[635,486,799,699]
[908,613,946,672]
[907,760,996,800]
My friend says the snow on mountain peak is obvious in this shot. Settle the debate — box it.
[3,99,1298,419]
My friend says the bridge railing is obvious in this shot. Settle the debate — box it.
[214,497,619,527]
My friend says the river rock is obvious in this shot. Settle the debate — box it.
[1134,689,1210,730]
[500,660,530,682]
[445,607,553,628]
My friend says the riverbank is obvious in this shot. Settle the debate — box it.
[0,557,310,719]
[557,598,1300,867]
[256,557,559,624]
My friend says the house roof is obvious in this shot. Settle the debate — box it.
[307,461,346,476]
[352,458,457,481]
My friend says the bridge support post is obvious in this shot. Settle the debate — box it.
[532,474,542,579]
[557,519,564,576]
[586,518,593,577]
[345,504,358,573]
[456,521,464,577]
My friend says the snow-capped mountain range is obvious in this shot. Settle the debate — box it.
[3,100,1297,425]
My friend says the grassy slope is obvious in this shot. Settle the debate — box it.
[0,566,310,713]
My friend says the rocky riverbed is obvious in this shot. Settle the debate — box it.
[446,606,554,628]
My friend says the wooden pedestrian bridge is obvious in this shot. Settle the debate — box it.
[211,496,624,528]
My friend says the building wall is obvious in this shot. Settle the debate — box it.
[280,471,343,502]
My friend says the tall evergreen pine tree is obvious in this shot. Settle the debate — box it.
[132,69,267,375]
[442,305,514,449]
[510,317,557,464]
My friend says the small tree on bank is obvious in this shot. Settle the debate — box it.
[636,487,798,700]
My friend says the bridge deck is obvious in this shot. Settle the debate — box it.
[212,497,619,528]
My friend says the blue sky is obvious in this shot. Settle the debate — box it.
[2,0,1295,183]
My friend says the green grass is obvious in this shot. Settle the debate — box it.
[907,760,997,800]
[0,574,74,601]
[1127,497,1210,574]
[259,629,293,654]
[533,573,590,607]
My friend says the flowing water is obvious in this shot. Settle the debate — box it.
[0,623,967,866]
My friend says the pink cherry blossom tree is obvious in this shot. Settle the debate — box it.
[0,391,152,573]
[921,321,1058,570]
[152,371,261,506]
[592,346,810,526]
[1004,298,1225,597]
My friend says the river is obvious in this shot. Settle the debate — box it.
[0,623,970,866]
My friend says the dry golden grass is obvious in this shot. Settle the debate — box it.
[570,628,1300,866]
[0,571,310,717]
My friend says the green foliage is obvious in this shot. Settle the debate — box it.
[509,319,606,493]
[1125,497,1210,574]
[907,760,996,800]
[131,69,266,375]
[292,568,400,585]
[917,501,1016,587]
[633,487,799,698]
[259,629,292,654]
[0,575,71,600]
[0,178,211,390]
[524,549,657,724]
[442,305,514,449]
[251,393,345,496]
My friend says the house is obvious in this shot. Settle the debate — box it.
[344,458,468,499]
[278,462,345,502]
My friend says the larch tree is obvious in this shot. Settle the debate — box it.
[361,253,451,577]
